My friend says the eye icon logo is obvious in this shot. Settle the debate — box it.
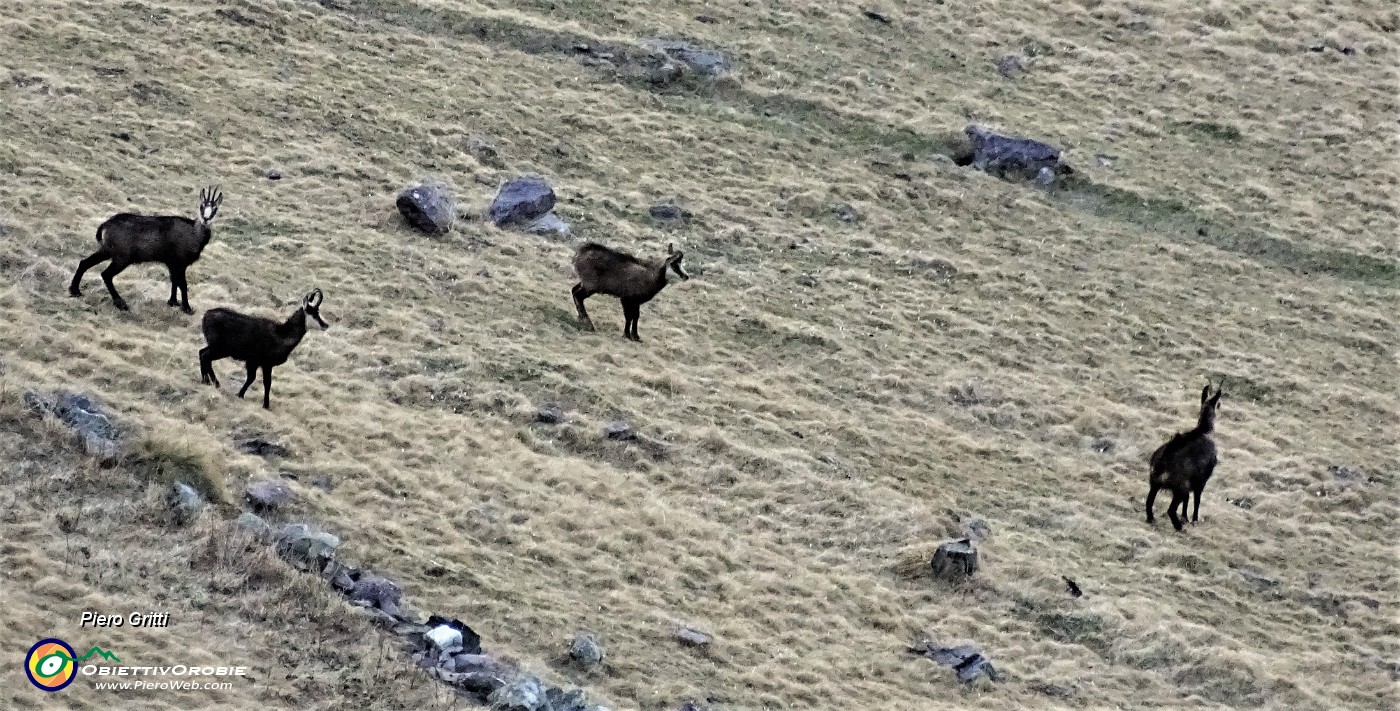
[25,638,77,692]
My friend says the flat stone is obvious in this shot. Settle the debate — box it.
[397,183,456,235]
[675,626,712,648]
[245,479,294,512]
[275,523,340,572]
[234,512,273,543]
[489,177,556,228]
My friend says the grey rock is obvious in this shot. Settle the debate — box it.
[527,212,571,238]
[1032,165,1059,189]
[909,639,999,684]
[1091,437,1115,454]
[864,9,892,24]
[569,632,604,667]
[233,434,291,458]
[834,203,859,222]
[931,538,979,579]
[650,203,691,222]
[167,482,204,524]
[323,560,357,593]
[349,572,402,615]
[245,479,294,512]
[489,177,556,228]
[467,136,502,166]
[447,653,494,673]
[996,54,1025,78]
[25,389,121,462]
[603,420,635,441]
[489,674,548,710]
[646,60,684,85]
[675,626,712,648]
[234,512,273,543]
[266,170,281,180]
[545,687,591,711]
[646,40,733,77]
[275,523,341,572]
[536,405,564,424]
[397,183,456,235]
[964,124,1071,182]
[424,614,483,655]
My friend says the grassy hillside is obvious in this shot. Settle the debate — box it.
[1,0,1396,709]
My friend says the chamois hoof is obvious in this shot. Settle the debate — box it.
[69,289,82,297]
[579,321,595,332]
[112,299,130,311]
[181,305,194,315]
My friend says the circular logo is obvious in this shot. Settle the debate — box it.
[25,638,76,692]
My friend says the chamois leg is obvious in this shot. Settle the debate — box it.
[70,252,109,297]
[167,264,193,314]
[99,259,132,311]
[571,283,595,330]
[261,365,273,410]
[199,347,223,387]
[622,300,641,342]
[1145,483,1160,524]
[1167,490,1186,531]
[1190,484,1205,523]
[237,363,258,399]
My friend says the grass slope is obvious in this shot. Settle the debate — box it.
[1,0,1396,709]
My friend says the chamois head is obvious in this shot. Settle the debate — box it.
[198,186,224,225]
[1197,377,1224,432]
[664,243,689,283]
[303,289,328,330]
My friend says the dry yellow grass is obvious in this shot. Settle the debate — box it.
[1,0,1396,709]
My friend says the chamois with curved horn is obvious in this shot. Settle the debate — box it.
[1146,379,1225,531]
[571,242,689,342]
[199,289,328,410]
[70,186,224,314]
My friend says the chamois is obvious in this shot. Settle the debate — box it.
[199,289,328,410]
[1146,380,1224,531]
[70,186,223,314]
[571,242,689,342]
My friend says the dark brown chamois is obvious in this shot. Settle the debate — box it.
[199,289,328,410]
[571,242,689,342]
[70,186,223,314]
[1146,379,1224,531]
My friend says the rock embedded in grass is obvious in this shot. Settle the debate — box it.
[234,433,291,458]
[644,39,733,77]
[25,389,121,463]
[235,512,273,543]
[603,420,635,441]
[536,405,564,424]
[276,522,341,572]
[349,571,403,616]
[908,639,999,684]
[930,538,979,579]
[489,176,556,228]
[569,632,604,667]
[245,479,294,512]
[675,625,712,648]
[964,124,1072,182]
[397,183,456,235]
[167,482,204,524]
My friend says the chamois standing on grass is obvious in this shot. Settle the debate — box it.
[199,289,328,410]
[69,186,223,314]
[1146,380,1224,531]
[571,242,689,342]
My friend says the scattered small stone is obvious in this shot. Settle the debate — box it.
[275,523,341,572]
[1063,576,1083,597]
[1031,165,1059,189]
[1228,496,1255,509]
[675,626,712,648]
[1091,437,1115,454]
[930,538,979,579]
[908,639,999,684]
[603,420,635,441]
[477,268,493,279]
[526,212,571,238]
[234,434,292,458]
[1197,226,1209,237]
[646,60,684,85]
[167,482,204,524]
[536,405,564,424]
[1328,464,1366,485]
[234,512,273,543]
[996,54,1024,78]
[467,136,502,166]
[695,14,718,23]
[245,479,294,513]
[266,170,281,180]
[833,203,859,222]
[489,176,556,228]
[569,632,604,668]
[1341,46,1356,56]
[863,9,892,24]
[311,475,335,492]
[1307,44,1325,52]
[397,183,457,236]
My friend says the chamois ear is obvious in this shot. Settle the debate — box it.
[1201,385,1211,404]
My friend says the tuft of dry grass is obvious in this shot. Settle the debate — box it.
[1,0,1397,710]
